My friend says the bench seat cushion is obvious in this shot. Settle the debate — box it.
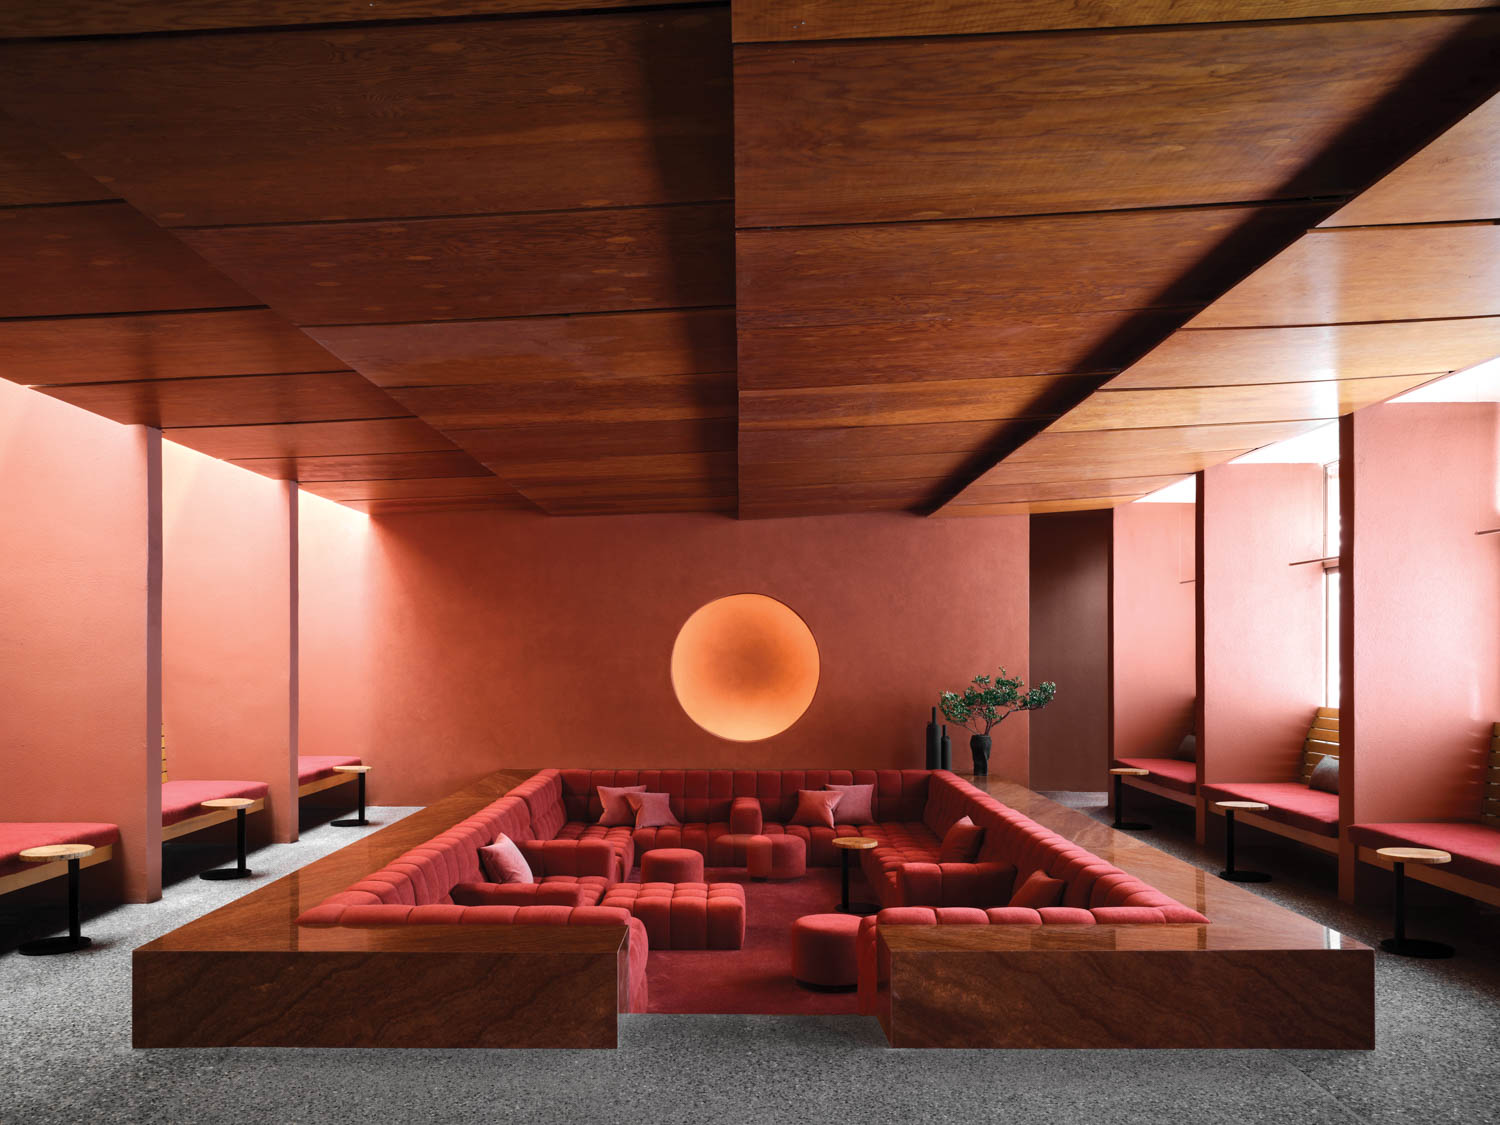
[162,779,271,826]
[297,755,362,784]
[599,881,746,949]
[1348,820,1500,888]
[1114,757,1196,794]
[1200,781,1338,837]
[0,821,120,878]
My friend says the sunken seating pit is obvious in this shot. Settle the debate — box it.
[599,882,747,950]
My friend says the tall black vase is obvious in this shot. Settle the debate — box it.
[939,725,952,770]
[969,734,992,776]
[924,707,941,769]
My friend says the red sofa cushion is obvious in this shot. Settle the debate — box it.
[1010,869,1065,908]
[1200,781,1338,837]
[939,816,984,862]
[599,881,746,949]
[161,780,270,826]
[790,789,843,828]
[1348,820,1500,887]
[0,821,120,879]
[478,834,533,884]
[297,755,362,784]
[1114,757,1196,795]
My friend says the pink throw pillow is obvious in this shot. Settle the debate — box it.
[478,833,534,884]
[790,789,843,828]
[824,783,874,824]
[597,784,648,827]
[626,791,680,829]
[1009,868,1064,909]
[939,815,985,862]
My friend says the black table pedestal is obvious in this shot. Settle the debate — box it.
[1111,773,1151,831]
[1380,861,1454,958]
[333,772,369,828]
[19,857,91,956]
[1218,809,1271,883]
[201,808,254,881]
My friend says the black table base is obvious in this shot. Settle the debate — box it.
[201,807,254,882]
[19,856,91,956]
[332,771,370,828]
[1111,774,1151,831]
[1382,860,1455,958]
[1217,809,1271,883]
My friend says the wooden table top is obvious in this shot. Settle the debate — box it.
[1214,800,1270,811]
[333,765,372,774]
[1376,846,1451,865]
[832,836,879,850]
[1109,767,1150,776]
[20,843,95,862]
[202,797,257,810]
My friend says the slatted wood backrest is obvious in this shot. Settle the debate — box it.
[161,724,168,784]
[1485,723,1500,824]
[1299,707,1340,783]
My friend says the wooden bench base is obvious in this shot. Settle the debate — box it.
[162,798,265,842]
[297,773,356,800]
[1207,804,1340,855]
[1121,774,1197,808]
[0,843,114,897]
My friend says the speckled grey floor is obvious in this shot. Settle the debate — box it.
[1,793,1497,1125]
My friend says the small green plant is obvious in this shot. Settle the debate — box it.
[939,669,1057,736]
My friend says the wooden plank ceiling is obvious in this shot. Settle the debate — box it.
[0,1,1497,518]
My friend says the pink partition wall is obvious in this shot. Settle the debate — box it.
[162,441,297,843]
[300,508,1031,806]
[1198,463,1325,836]
[1341,402,1500,894]
[1111,502,1196,766]
[0,380,161,902]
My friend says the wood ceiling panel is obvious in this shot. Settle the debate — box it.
[741,451,974,488]
[167,418,448,461]
[450,417,734,466]
[958,474,1188,505]
[0,203,254,318]
[1004,420,1327,465]
[519,472,737,504]
[959,449,1256,490]
[734,15,1500,227]
[181,205,734,326]
[230,450,490,482]
[938,496,1140,517]
[1193,225,1500,327]
[740,374,1097,430]
[0,309,343,387]
[499,450,736,488]
[543,495,737,516]
[1052,373,1439,432]
[348,497,530,517]
[307,309,735,388]
[1321,93,1500,227]
[38,371,406,429]
[739,482,937,519]
[1111,318,1500,390]
[733,0,1497,42]
[0,11,730,226]
[0,114,113,206]
[387,372,735,430]
[300,476,523,503]
[739,420,1014,463]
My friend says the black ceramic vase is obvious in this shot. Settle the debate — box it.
[940,725,952,770]
[969,734,992,775]
[925,707,941,769]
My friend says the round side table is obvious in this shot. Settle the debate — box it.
[18,844,96,956]
[1108,767,1152,831]
[199,798,257,881]
[830,836,880,916]
[331,765,373,828]
[1214,801,1272,883]
[1377,847,1455,959]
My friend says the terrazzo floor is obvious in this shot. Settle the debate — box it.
[1,793,1497,1125]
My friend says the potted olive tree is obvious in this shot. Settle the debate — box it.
[939,669,1057,775]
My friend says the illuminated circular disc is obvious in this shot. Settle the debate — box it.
[670,594,820,742]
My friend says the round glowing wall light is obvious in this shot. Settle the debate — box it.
[670,594,820,742]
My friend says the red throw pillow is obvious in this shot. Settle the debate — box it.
[597,784,648,827]
[626,790,680,829]
[478,833,534,884]
[1009,868,1064,909]
[939,815,985,862]
[824,782,874,824]
[790,789,843,828]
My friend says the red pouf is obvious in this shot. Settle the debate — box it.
[790,912,862,990]
[640,847,705,884]
[599,882,747,950]
[746,834,807,880]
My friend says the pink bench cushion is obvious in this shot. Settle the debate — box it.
[1200,781,1338,837]
[1115,757,1196,795]
[0,821,120,879]
[162,780,271,826]
[1348,821,1500,888]
[298,755,362,784]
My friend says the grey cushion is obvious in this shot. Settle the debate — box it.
[1308,755,1340,794]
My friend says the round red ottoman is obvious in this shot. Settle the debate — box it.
[640,847,704,883]
[791,912,862,990]
[747,834,807,880]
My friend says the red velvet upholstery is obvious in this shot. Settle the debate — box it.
[451,879,604,907]
[894,860,1016,907]
[1349,820,1500,887]
[598,882,746,949]
[746,834,807,879]
[1114,756,1196,794]
[297,755,363,784]
[161,780,270,826]
[640,848,704,884]
[729,797,763,835]
[0,821,120,879]
[1201,781,1338,836]
[791,912,862,989]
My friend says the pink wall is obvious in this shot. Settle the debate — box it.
[0,379,161,902]
[1028,511,1110,791]
[162,441,298,842]
[299,508,1031,805]
[1111,502,1196,767]
[1198,463,1325,797]
[1343,403,1500,835]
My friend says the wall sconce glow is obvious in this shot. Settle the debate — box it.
[670,594,820,741]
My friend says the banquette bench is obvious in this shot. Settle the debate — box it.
[1201,708,1341,853]
[0,821,119,896]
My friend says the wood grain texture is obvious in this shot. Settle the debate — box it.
[1004,420,1327,464]
[1052,373,1439,432]
[0,113,114,206]
[181,205,733,325]
[739,375,1096,429]
[168,417,448,461]
[1110,318,1500,390]
[1323,91,1500,226]
[958,474,1189,505]
[388,372,735,429]
[742,450,976,488]
[959,449,1254,490]
[231,450,491,482]
[738,481,944,519]
[734,15,1500,227]
[0,10,730,226]
[733,0,1498,42]
[451,417,735,466]
[0,203,253,318]
[936,496,1142,516]
[299,476,519,502]
[39,371,407,429]
[739,420,1014,463]
[545,495,737,516]
[349,497,534,516]
[0,309,343,387]
[307,308,736,388]
[1193,225,1500,327]
[501,450,736,487]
